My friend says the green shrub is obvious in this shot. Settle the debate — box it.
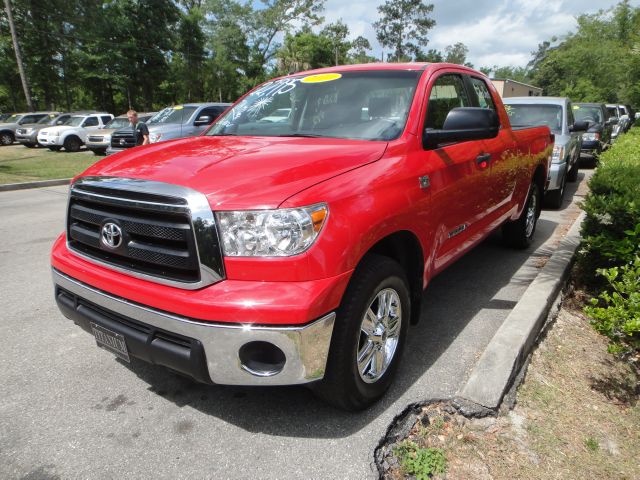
[577,128,640,289]
[393,440,447,479]
[585,257,640,360]
[579,128,640,360]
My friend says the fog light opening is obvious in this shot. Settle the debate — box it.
[239,341,286,377]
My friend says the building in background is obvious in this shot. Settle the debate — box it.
[491,78,542,98]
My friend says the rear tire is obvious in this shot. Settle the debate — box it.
[0,131,14,146]
[503,181,541,249]
[63,136,82,152]
[312,254,410,411]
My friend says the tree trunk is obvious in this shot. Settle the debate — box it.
[4,0,34,111]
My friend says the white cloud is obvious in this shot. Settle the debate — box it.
[322,0,640,67]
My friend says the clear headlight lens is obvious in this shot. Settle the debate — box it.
[24,127,34,134]
[551,145,565,163]
[582,132,599,141]
[150,133,162,143]
[216,204,328,257]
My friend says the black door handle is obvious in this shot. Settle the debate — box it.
[476,153,491,166]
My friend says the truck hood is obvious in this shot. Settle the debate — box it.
[82,135,388,209]
[40,125,78,135]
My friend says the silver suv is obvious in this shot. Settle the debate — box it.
[504,96,587,208]
[0,112,55,146]
[106,103,230,155]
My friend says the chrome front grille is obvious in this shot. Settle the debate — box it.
[66,177,225,289]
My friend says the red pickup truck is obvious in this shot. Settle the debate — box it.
[52,63,553,410]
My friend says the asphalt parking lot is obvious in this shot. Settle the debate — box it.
[0,171,590,479]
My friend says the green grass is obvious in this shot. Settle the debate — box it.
[0,144,99,184]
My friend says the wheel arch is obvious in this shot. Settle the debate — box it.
[359,230,425,325]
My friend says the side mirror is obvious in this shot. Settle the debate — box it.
[570,121,589,132]
[194,115,212,126]
[423,107,500,150]
[607,117,619,125]
[56,121,64,125]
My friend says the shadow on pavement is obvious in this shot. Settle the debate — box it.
[115,180,585,439]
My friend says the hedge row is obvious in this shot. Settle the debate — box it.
[578,128,640,361]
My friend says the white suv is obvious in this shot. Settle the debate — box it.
[38,113,114,152]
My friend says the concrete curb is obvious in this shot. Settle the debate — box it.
[0,178,71,192]
[454,210,586,415]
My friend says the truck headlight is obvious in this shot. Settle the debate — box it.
[216,204,328,257]
[582,132,599,142]
[551,145,565,163]
[24,127,34,134]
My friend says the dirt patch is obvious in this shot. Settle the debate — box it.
[379,296,640,479]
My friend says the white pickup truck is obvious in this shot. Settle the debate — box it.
[38,113,114,152]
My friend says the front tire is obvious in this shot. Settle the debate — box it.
[545,169,566,209]
[566,157,579,182]
[312,254,410,411]
[63,136,82,152]
[503,181,541,249]
[0,131,14,146]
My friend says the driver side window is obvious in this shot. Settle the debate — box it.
[425,74,471,130]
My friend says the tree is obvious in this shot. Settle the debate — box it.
[276,26,332,73]
[373,0,435,62]
[444,42,469,65]
[321,20,350,66]
[349,36,376,64]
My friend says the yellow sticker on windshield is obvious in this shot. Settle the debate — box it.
[174,105,184,110]
[301,73,342,84]
[573,105,580,109]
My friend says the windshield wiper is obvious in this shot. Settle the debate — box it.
[277,133,327,138]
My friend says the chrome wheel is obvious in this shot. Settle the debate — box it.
[0,133,12,146]
[525,186,538,238]
[357,288,402,384]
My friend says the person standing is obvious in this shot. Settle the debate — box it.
[127,109,149,146]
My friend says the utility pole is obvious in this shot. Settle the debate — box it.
[4,0,34,111]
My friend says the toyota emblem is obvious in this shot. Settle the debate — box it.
[119,138,126,146]
[101,222,122,249]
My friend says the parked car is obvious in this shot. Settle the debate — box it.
[16,112,71,147]
[618,104,634,132]
[573,103,613,159]
[606,104,623,142]
[503,97,586,208]
[38,113,114,152]
[106,103,230,155]
[85,112,155,156]
[0,113,12,123]
[0,111,55,146]
[51,63,554,410]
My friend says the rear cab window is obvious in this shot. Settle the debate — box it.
[101,115,113,125]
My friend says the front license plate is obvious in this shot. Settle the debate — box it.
[90,323,130,363]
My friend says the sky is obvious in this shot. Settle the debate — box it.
[321,0,640,68]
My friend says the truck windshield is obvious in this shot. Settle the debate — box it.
[573,105,603,124]
[147,106,197,125]
[65,116,85,127]
[38,114,58,125]
[105,118,130,129]
[505,104,563,133]
[207,70,421,141]
[3,114,22,123]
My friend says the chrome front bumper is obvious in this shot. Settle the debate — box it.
[53,269,335,386]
